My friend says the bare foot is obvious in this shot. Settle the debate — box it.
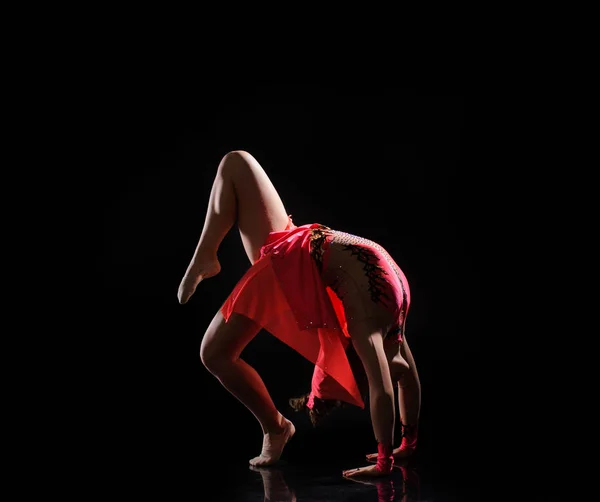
[177,258,221,304]
[249,418,296,467]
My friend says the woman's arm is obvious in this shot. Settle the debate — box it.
[343,330,395,478]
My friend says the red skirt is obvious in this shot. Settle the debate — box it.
[220,216,410,409]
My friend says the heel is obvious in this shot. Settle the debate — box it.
[397,423,418,455]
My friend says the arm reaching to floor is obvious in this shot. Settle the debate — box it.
[343,330,395,478]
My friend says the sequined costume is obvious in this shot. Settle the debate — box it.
[220,216,410,410]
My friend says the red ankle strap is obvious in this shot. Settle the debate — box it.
[400,424,418,450]
[375,442,394,473]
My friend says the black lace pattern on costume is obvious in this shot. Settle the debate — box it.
[341,243,392,305]
[332,231,409,339]
[309,225,331,273]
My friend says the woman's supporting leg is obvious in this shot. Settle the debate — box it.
[178,150,290,304]
[180,150,295,465]
[201,310,295,466]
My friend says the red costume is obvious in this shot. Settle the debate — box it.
[221,216,411,413]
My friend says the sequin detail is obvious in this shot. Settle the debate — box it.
[309,224,332,272]
[330,230,409,341]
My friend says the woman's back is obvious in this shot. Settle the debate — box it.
[311,226,411,343]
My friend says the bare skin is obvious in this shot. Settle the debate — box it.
[365,336,421,464]
[178,150,418,474]
[342,321,396,479]
[178,150,289,303]
[178,150,294,465]
[344,462,417,502]
[200,310,296,466]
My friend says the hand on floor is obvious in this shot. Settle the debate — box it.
[342,464,389,478]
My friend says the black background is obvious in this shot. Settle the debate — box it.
[98,86,478,498]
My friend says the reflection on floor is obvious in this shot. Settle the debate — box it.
[171,448,479,502]
[244,460,421,502]
[107,412,479,501]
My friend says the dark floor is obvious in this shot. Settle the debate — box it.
[197,461,430,502]
[100,396,481,501]
[94,302,481,501]
[105,442,479,501]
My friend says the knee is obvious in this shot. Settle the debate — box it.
[199,338,231,375]
[218,150,253,174]
[390,358,410,383]
[224,150,251,159]
[199,342,215,372]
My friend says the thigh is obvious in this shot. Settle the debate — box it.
[200,310,262,363]
[228,151,291,263]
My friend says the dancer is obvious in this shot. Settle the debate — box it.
[177,150,421,477]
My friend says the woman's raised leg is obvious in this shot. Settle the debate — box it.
[178,150,290,304]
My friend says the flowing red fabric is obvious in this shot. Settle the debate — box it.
[220,218,364,409]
